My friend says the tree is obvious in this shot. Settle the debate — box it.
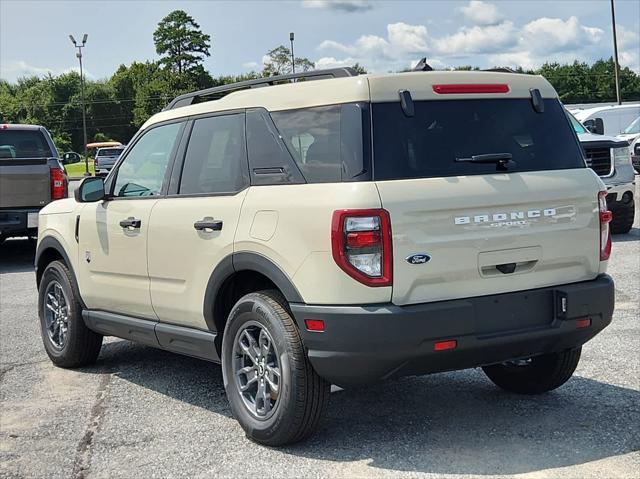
[351,63,367,74]
[262,45,314,76]
[153,10,211,76]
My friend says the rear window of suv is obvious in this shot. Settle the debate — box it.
[0,129,53,159]
[372,99,585,180]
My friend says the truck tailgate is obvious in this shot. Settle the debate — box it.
[0,159,50,208]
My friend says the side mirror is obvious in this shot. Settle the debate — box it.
[62,152,81,164]
[584,118,605,135]
[74,177,105,203]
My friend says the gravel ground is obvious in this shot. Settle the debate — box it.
[1,187,638,478]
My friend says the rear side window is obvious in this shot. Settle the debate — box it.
[271,103,370,183]
[97,148,123,157]
[179,113,248,195]
[372,99,585,180]
[0,130,53,158]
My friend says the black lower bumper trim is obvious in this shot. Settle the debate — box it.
[290,275,614,388]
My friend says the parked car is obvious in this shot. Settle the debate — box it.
[0,124,68,243]
[571,104,640,136]
[94,146,125,176]
[36,69,614,446]
[566,111,635,233]
[616,116,640,174]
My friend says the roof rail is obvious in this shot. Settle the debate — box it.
[163,67,359,110]
[483,67,517,73]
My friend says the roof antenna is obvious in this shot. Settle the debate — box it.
[413,58,433,72]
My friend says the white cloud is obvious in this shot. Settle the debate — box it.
[319,22,428,61]
[242,61,259,70]
[315,56,356,69]
[301,0,372,12]
[0,60,94,80]
[434,22,517,55]
[459,1,503,26]
[617,24,639,50]
[522,16,603,53]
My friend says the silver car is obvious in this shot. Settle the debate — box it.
[94,146,125,176]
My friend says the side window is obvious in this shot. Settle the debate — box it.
[246,108,305,185]
[113,122,182,197]
[271,103,369,183]
[179,113,248,194]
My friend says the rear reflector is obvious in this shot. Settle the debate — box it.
[576,318,591,329]
[305,319,325,332]
[433,84,510,94]
[434,339,457,351]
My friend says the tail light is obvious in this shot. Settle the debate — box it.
[598,191,612,261]
[50,166,67,200]
[331,209,392,287]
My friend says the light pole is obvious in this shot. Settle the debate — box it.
[610,0,621,105]
[69,34,90,175]
[289,32,295,74]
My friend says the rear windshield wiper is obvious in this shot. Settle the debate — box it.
[455,153,513,164]
[455,153,514,171]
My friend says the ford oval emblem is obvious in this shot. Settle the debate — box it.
[405,253,431,265]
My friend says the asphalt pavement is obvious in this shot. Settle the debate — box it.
[1,189,639,478]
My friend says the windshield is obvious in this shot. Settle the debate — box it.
[97,148,123,157]
[0,129,53,159]
[372,98,584,180]
[623,116,640,135]
[566,111,587,134]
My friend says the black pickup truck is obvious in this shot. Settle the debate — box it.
[0,124,68,243]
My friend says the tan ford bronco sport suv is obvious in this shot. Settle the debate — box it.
[36,68,615,446]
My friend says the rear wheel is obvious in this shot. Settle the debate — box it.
[609,197,635,234]
[222,290,330,446]
[482,347,581,394]
[38,261,103,368]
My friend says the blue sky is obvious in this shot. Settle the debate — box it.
[1,0,638,82]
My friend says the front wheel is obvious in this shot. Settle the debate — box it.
[221,290,330,446]
[38,261,103,368]
[482,347,581,394]
[609,197,635,234]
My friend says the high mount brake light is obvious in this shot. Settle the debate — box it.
[432,84,510,94]
[598,191,612,261]
[50,166,67,200]
[331,209,392,287]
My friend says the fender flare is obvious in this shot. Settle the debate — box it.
[203,252,304,332]
[35,236,85,307]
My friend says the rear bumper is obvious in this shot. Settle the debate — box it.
[0,209,40,238]
[290,275,615,388]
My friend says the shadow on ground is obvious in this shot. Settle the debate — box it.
[0,238,36,274]
[87,339,639,476]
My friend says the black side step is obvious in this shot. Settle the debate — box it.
[82,310,219,362]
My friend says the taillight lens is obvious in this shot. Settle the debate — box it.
[50,167,67,200]
[331,209,392,287]
[598,191,612,261]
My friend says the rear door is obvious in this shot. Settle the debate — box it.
[77,121,184,318]
[147,112,248,330]
[372,97,603,306]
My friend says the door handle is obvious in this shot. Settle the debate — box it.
[119,217,141,229]
[194,219,223,231]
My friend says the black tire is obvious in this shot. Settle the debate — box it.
[221,290,330,446]
[482,347,581,394]
[38,260,103,368]
[610,197,635,234]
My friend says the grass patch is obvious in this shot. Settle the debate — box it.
[64,161,94,178]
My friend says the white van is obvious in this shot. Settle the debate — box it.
[572,104,640,136]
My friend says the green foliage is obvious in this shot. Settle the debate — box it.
[153,10,211,75]
[263,45,314,76]
[351,63,367,74]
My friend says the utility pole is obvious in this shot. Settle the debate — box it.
[69,34,90,175]
[290,32,295,74]
[610,0,621,105]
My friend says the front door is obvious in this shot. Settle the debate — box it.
[77,121,184,319]
[148,112,249,329]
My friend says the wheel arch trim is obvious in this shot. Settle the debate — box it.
[203,251,304,332]
[35,236,85,308]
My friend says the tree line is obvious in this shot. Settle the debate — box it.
[0,9,639,154]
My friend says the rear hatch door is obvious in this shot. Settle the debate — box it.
[372,96,602,306]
